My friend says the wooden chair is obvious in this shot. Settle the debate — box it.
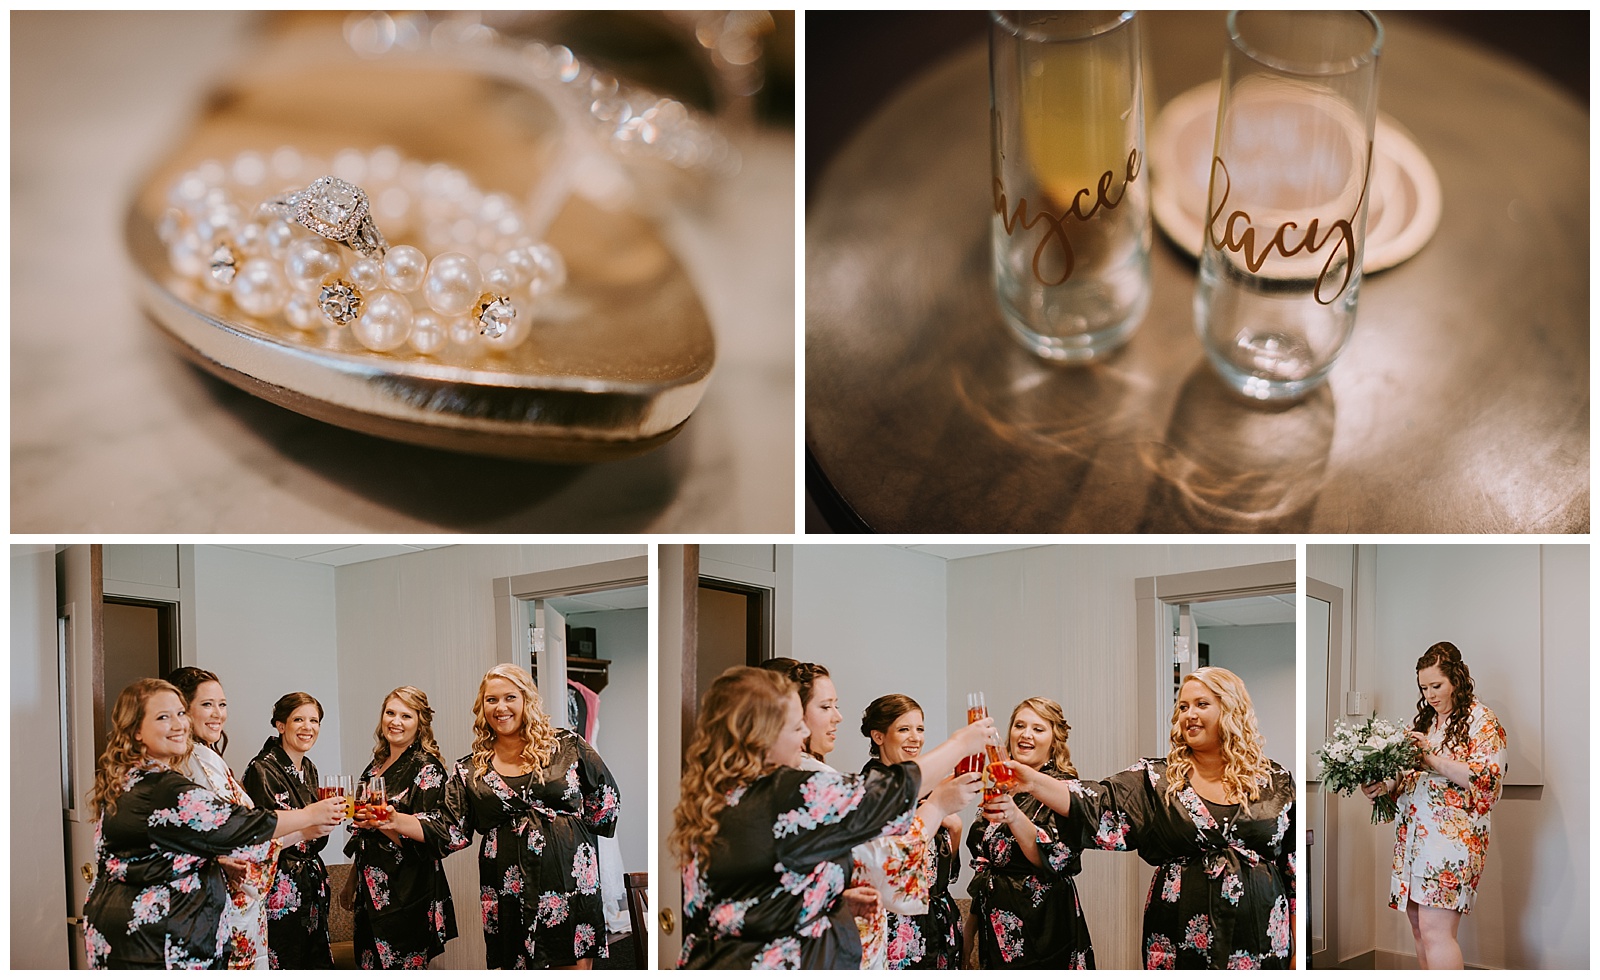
[624,872,648,970]
[325,862,357,968]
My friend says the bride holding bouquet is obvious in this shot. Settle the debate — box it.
[1360,643,1507,971]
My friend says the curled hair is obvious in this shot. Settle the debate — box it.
[271,692,324,728]
[89,679,190,817]
[1009,697,1078,777]
[1413,642,1475,753]
[371,686,443,767]
[1165,667,1270,805]
[670,667,797,868]
[165,666,228,757]
[760,658,832,756]
[470,664,558,778]
[860,694,923,758]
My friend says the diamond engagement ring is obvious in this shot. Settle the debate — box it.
[261,175,389,260]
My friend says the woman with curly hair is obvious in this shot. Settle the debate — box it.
[83,679,345,969]
[1361,643,1506,970]
[966,697,1095,969]
[339,686,458,968]
[1008,667,1296,969]
[165,666,292,970]
[377,664,619,969]
[243,691,338,969]
[672,667,990,970]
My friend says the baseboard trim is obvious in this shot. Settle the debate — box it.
[1328,948,1486,970]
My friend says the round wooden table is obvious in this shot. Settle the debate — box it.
[807,12,1587,532]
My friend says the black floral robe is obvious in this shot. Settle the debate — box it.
[909,823,962,970]
[346,742,459,968]
[242,737,334,969]
[418,730,620,969]
[677,761,922,970]
[860,759,963,971]
[1053,758,1295,970]
[966,763,1095,969]
[83,766,278,969]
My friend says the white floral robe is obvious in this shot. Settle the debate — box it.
[177,743,283,969]
[796,755,933,969]
[1388,700,1507,913]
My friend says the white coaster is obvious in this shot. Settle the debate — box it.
[1150,80,1442,273]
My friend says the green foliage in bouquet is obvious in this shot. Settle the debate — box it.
[1316,713,1421,824]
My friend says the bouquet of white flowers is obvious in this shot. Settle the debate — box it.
[1316,713,1421,824]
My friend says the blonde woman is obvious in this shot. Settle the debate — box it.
[375,664,619,969]
[967,697,1094,969]
[83,679,345,969]
[672,667,990,970]
[1009,667,1295,969]
[341,686,458,968]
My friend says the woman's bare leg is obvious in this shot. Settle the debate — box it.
[1415,905,1464,970]
[1404,899,1429,971]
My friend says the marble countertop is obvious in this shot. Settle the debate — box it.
[12,12,795,532]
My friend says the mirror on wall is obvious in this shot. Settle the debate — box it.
[1166,593,1296,767]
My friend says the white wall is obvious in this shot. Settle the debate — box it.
[1317,544,1588,970]
[788,545,950,777]
[11,546,70,968]
[190,547,346,854]
[1374,545,1544,783]
[1197,623,1295,767]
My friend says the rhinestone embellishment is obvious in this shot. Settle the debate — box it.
[318,278,363,325]
[208,243,238,285]
[475,293,517,339]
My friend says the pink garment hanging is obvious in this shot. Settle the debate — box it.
[568,679,601,742]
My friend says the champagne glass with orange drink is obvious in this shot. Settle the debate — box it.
[964,692,1022,802]
[366,776,389,822]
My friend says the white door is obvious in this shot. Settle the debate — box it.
[535,599,570,728]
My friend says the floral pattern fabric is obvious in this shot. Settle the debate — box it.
[966,762,1095,969]
[417,730,619,969]
[83,767,277,969]
[176,742,283,969]
[1388,700,1507,913]
[858,759,962,971]
[677,762,922,970]
[242,737,333,969]
[1055,758,1295,970]
[346,741,459,968]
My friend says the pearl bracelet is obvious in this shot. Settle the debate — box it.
[158,147,566,356]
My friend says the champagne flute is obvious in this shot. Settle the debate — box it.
[968,691,1022,801]
[367,776,389,822]
[317,772,341,803]
[957,692,987,776]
